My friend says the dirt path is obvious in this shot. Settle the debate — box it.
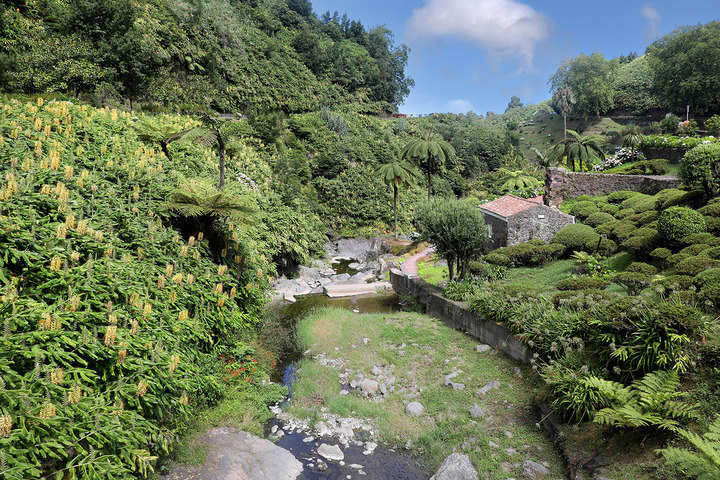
[400,246,435,276]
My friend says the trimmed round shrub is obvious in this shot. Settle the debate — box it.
[621,228,658,252]
[681,233,720,247]
[556,276,611,291]
[570,201,599,219]
[668,290,699,306]
[612,220,638,242]
[657,206,706,247]
[589,297,642,329]
[704,216,720,236]
[598,203,620,215]
[614,208,634,220]
[468,261,507,282]
[656,189,695,210]
[680,143,720,196]
[484,252,510,267]
[700,246,720,260]
[551,224,600,253]
[598,237,618,256]
[654,301,705,336]
[607,191,640,204]
[631,196,660,213]
[667,252,691,266]
[698,200,720,218]
[584,212,615,228]
[680,244,712,256]
[620,194,653,211]
[650,247,672,260]
[627,262,658,276]
[657,274,694,292]
[612,272,652,295]
[694,268,720,309]
[672,256,720,276]
[595,219,619,236]
[634,211,660,226]
[706,115,720,136]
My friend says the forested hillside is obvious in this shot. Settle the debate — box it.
[0,0,412,114]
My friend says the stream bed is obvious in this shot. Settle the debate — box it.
[265,293,431,480]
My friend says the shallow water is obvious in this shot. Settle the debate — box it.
[266,292,431,480]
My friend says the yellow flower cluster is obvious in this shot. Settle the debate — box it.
[104,325,117,346]
[50,368,64,385]
[68,384,82,405]
[136,379,148,397]
[0,415,12,437]
[39,402,56,420]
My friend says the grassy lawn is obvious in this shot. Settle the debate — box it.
[496,259,575,295]
[517,113,623,158]
[289,307,565,479]
[416,255,449,285]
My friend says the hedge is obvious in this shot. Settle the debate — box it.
[658,206,707,247]
[551,224,600,253]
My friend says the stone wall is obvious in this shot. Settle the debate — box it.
[482,213,508,252]
[389,269,532,363]
[507,205,575,246]
[544,167,682,206]
[641,146,690,164]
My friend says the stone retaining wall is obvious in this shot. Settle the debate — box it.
[389,270,531,363]
[544,167,682,206]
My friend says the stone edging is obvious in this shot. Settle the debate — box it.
[389,269,531,363]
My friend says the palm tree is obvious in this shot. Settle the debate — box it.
[551,129,605,172]
[377,162,416,240]
[401,137,455,201]
[552,88,576,139]
[621,125,644,161]
[497,168,542,192]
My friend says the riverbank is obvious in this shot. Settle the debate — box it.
[286,307,565,479]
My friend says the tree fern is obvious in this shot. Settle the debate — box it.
[165,180,257,223]
[659,417,720,480]
[583,371,697,431]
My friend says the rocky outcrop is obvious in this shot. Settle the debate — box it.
[430,453,478,480]
[160,427,302,480]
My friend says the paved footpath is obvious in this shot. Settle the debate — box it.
[400,246,435,276]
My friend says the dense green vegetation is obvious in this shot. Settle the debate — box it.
[0,99,326,478]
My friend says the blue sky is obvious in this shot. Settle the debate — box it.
[311,0,720,115]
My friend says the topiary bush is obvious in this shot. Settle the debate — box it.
[468,260,507,282]
[658,206,707,247]
[621,228,658,252]
[681,143,720,197]
[607,191,641,204]
[552,289,613,309]
[552,224,600,253]
[693,268,720,309]
[657,274,694,292]
[570,201,600,220]
[627,262,658,276]
[651,247,672,260]
[681,232,720,247]
[612,271,652,295]
[612,220,639,242]
[595,219,620,236]
[614,208,635,220]
[484,252,510,267]
[656,189,698,210]
[672,256,720,276]
[620,193,654,211]
[599,203,620,215]
[680,244,712,256]
[584,212,615,228]
[493,241,564,267]
[700,246,720,260]
[556,276,611,291]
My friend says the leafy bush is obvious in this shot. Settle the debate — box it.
[612,272,652,295]
[682,232,720,247]
[627,262,658,276]
[552,289,613,309]
[551,224,600,253]
[556,277,611,291]
[656,188,698,210]
[680,244,712,256]
[620,193,654,211]
[706,115,720,136]
[468,260,507,282]
[667,252,691,266]
[607,191,641,203]
[651,247,672,260]
[611,158,668,175]
[657,275,695,292]
[612,220,639,242]
[570,201,599,219]
[626,210,660,226]
[598,203,620,215]
[660,114,682,134]
[484,252,510,267]
[681,143,720,197]
[660,416,720,480]
[493,241,564,267]
[621,228,658,252]
[693,268,720,309]
[700,246,720,260]
[655,301,706,337]
[673,256,720,276]
[658,206,707,247]
[444,277,483,301]
[584,212,615,227]
[595,219,620,236]
[614,208,635,220]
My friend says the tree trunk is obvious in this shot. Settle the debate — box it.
[427,168,432,202]
[160,140,172,161]
[563,114,567,140]
[393,185,398,240]
[447,256,455,281]
[459,256,468,280]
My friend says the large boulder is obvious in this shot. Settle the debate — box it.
[160,427,302,480]
[430,453,478,480]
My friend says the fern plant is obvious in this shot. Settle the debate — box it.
[583,370,698,431]
[659,417,720,480]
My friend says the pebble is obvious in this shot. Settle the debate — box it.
[504,430,513,438]
[477,380,502,395]
[475,344,491,353]
[303,436,314,443]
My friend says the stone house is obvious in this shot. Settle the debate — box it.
[479,194,575,251]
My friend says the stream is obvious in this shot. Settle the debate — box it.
[265,292,431,480]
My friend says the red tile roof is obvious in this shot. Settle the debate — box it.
[479,194,544,218]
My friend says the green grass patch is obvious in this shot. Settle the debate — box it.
[417,258,449,285]
[496,259,575,294]
[288,307,565,478]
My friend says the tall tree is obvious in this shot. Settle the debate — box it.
[377,162,416,240]
[401,137,456,201]
[505,96,524,112]
[549,52,615,117]
[551,88,576,139]
[646,20,720,114]
[551,129,605,172]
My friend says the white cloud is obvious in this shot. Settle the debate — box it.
[406,0,553,68]
[641,3,661,43]
[446,99,476,113]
